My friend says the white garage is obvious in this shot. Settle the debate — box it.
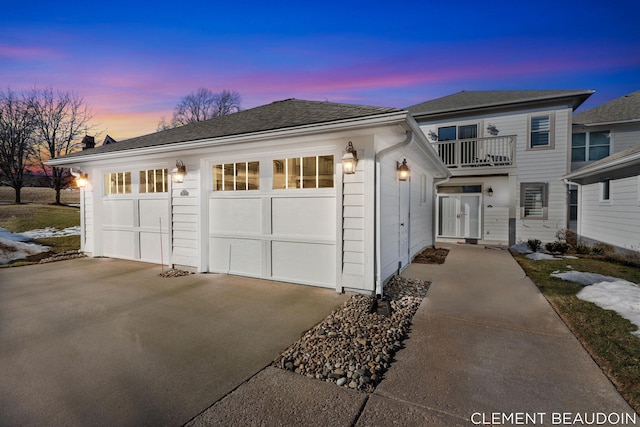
[49,99,449,295]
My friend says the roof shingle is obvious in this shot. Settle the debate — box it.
[573,90,640,125]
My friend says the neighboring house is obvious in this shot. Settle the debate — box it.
[565,90,640,253]
[407,90,594,246]
[48,99,449,295]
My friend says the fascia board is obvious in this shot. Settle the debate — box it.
[564,153,640,179]
[47,111,408,166]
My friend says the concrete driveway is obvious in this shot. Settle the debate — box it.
[0,258,348,426]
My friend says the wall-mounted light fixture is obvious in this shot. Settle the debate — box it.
[172,160,187,183]
[486,123,499,136]
[427,130,438,142]
[397,159,410,181]
[341,141,358,174]
[487,186,494,197]
[70,168,89,188]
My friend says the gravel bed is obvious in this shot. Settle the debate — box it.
[160,268,193,278]
[39,251,86,263]
[274,276,429,392]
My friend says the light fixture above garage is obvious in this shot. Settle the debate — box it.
[397,159,410,181]
[172,160,187,183]
[487,186,494,197]
[70,168,89,188]
[341,141,358,174]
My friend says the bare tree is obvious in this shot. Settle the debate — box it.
[0,89,37,204]
[31,87,94,204]
[158,88,241,130]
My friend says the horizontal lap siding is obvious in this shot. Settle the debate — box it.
[379,155,400,282]
[171,172,199,268]
[342,166,367,289]
[83,189,94,254]
[581,177,640,250]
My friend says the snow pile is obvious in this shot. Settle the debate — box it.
[21,226,81,239]
[0,239,50,264]
[551,270,640,337]
[578,281,640,337]
[526,253,558,261]
[510,243,531,254]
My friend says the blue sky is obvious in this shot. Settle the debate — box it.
[2,0,639,139]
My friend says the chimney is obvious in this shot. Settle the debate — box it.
[81,135,95,150]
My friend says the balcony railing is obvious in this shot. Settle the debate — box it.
[431,135,516,169]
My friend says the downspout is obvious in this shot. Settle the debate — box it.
[375,128,413,297]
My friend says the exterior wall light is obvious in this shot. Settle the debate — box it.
[341,141,358,174]
[70,168,89,188]
[172,160,187,183]
[487,186,494,196]
[397,159,410,181]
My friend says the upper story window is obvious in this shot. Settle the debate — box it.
[104,172,131,195]
[529,114,553,148]
[140,168,168,193]
[213,161,260,191]
[273,155,334,189]
[437,124,477,141]
[572,131,610,162]
[600,179,611,201]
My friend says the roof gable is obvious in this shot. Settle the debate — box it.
[60,99,401,159]
[407,90,594,117]
[573,90,640,125]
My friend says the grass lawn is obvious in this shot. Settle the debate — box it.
[0,204,81,267]
[515,254,640,414]
[0,186,80,205]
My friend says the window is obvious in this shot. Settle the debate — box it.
[420,174,428,204]
[104,172,131,195]
[140,168,168,193]
[572,131,610,162]
[520,183,548,219]
[273,155,334,189]
[213,161,260,191]
[437,124,477,141]
[529,115,552,148]
[601,179,610,201]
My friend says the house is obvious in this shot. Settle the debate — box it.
[48,99,450,295]
[407,90,594,246]
[565,90,640,253]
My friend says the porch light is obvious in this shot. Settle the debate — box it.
[341,141,358,174]
[397,159,410,181]
[172,160,187,183]
[70,168,89,188]
[487,186,494,197]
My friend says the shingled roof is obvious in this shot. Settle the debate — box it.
[57,99,402,160]
[573,90,640,125]
[565,143,640,179]
[407,90,594,117]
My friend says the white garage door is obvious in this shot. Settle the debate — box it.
[207,157,336,288]
[101,169,170,264]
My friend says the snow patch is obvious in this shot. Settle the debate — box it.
[551,271,621,286]
[526,253,558,260]
[578,281,640,337]
[0,238,50,265]
[21,226,81,239]
[510,243,532,254]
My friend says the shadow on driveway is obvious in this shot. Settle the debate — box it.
[0,258,348,426]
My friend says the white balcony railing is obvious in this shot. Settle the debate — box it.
[431,135,516,169]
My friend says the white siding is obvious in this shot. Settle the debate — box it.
[580,176,640,251]
[171,167,199,268]
[379,154,401,282]
[612,125,640,154]
[81,188,94,255]
[341,159,367,290]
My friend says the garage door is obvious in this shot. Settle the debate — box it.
[101,169,170,264]
[207,157,336,288]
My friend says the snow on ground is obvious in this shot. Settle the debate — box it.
[551,270,640,337]
[526,253,558,260]
[0,226,79,264]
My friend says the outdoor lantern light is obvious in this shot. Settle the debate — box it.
[487,186,494,197]
[172,160,187,183]
[397,159,410,181]
[70,168,89,188]
[341,141,358,174]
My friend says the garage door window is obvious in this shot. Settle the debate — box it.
[273,155,333,189]
[104,172,131,195]
[140,169,168,193]
[213,161,260,191]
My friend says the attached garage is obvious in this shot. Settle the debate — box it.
[49,99,449,295]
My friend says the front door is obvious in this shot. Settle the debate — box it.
[438,194,481,239]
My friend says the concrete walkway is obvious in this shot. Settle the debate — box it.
[191,244,636,426]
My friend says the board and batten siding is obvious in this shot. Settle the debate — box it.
[580,176,640,251]
[171,166,200,270]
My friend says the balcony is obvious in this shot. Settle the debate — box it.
[431,136,516,169]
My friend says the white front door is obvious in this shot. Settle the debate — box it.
[398,180,410,269]
[438,194,481,239]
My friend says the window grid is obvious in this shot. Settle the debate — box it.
[104,172,131,195]
[140,168,168,193]
[530,115,551,147]
[273,155,334,190]
[213,161,259,191]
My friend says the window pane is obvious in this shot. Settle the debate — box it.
[122,172,131,194]
[438,126,456,141]
[236,162,247,190]
[247,162,260,190]
[590,131,610,147]
[572,133,586,147]
[318,155,334,188]
[524,185,544,217]
[287,158,301,189]
[589,146,610,161]
[531,116,550,147]
[602,179,610,200]
[213,164,223,190]
[531,132,549,147]
[223,163,234,191]
[273,160,286,189]
[139,171,148,193]
[458,124,477,139]
[156,169,167,192]
[302,156,317,189]
[531,116,550,132]
[572,148,586,162]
